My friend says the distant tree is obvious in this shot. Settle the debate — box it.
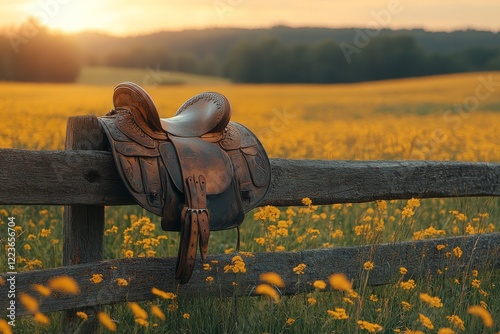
[0,19,81,82]
[454,47,500,71]
[308,40,350,83]
[355,35,428,81]
[175,53,199,73]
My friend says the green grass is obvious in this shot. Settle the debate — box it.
[1,197,499,333]
[76,66,231,86]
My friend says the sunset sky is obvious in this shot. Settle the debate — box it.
[1,0,499,36]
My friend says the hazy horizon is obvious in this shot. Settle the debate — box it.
[1,1,499,37]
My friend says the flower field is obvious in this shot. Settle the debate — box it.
[0,72,499,333]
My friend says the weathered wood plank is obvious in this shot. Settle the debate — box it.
[1,233,498,317]
[62,115,105,333]
[0,149,499,206]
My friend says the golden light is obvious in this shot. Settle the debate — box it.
[22,1,110,34]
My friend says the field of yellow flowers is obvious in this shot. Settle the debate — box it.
[0,71,499,333]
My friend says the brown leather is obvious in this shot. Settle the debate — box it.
[98,82,271,284]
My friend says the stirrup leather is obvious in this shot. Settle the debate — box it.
[175,175,210,283]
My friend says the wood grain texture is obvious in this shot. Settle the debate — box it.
[1,233,498,317]
[63,115,105,333]
[0,150,499,206]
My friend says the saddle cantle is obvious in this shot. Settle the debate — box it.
[98,82,271,283]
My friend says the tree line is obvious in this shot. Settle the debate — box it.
[222,36,500,83]
[0,21,499,83]
[0,20,80,82]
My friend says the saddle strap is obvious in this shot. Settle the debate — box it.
[175,175,210,284]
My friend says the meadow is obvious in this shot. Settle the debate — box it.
[0,71,499,333]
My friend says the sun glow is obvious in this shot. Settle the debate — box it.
[22,1,112,34]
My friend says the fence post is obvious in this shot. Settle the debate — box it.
[63,115,105,333]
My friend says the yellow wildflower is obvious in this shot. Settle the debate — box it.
[357,320,383,332]
[465,224,475,234]
[32,284,51,297]
[471,279,481,288]
[472,269,478,277]
[135,318,149,327]
[253,205,281,222]
[419,293,443,308]
[151,287,176,300]
[129,302,148,320]
[400,267,408,275]
[124,250,134,258]
[33,312,50,325]
[90,274,103,284]
[183,313,190,319]
[308,297,317,305]
[293,263,306,275]
[436,244,446,251]
[330,229,344,238]
[407,198,421,208]
[329,273,352,292]
[446,315,465,331]
[343,297,354,304]
[369,294,379,302]
[419,313,434,330]
[313,280,327,290]
[363,261,374,271]
[301,197,312,206]
[40,228,51,237]
[468,305,493,327]
[0,319,12,334]
[260,272,285,288]
[453,246,463,258]
[286,318,295,325]
[24,244,31,251]
[437,328,455,334]
[48,276,80,294]
[255,283,280,302]
[223,255,247,274]
[76,311,88,320]
[254,237,265,246]
[151,305,165,321]
[116,278,129,287]
[327,308,349,320]
[400,279,416,290]
[19,293,39,313]
[206,276,214,283]
[401,301,412,311]
[98,312,117,331]
[401,207,415,219]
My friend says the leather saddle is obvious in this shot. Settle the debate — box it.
[98,82,271,283]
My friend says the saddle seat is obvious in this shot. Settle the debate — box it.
[99,82,271,284]
[113,82,231,138]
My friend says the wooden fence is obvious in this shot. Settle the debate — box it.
[1,115,499,332]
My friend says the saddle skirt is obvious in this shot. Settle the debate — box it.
[98,82,271,283]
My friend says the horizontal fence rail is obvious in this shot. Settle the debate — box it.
[1,233,499,317]
[1,148,499,206]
